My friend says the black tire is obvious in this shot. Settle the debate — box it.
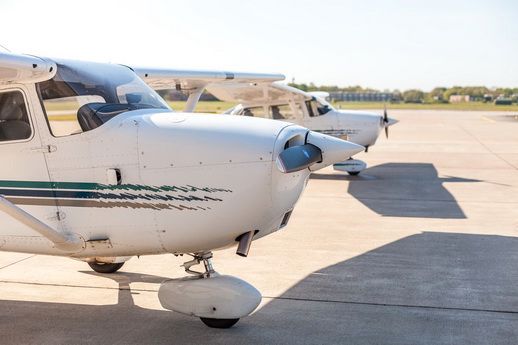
[200,317,240,329]
[348,171,360,176]
[88,261,124,273]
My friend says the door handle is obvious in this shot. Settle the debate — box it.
[30,145,57,153]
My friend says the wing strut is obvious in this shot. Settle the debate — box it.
[0,196,84,252]
[183,87,205,113]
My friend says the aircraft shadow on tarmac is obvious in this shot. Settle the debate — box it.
[0,232,516,345]
[311,163,481,219]
[259,231,518,344]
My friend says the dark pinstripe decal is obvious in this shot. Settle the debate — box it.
[0,180,232,211]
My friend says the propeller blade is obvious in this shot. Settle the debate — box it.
[383,104,389,138]
[276,144,322,173]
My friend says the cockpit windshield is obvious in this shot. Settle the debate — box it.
[306,97,333,117]
[316,97,334,111]
[37,59,170,137]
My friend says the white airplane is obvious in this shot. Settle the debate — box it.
[205,83,397,175]
[0,51,364,328]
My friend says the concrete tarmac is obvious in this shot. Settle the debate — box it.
[0,110,517,344]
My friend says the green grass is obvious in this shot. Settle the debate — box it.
[46,101,237,121]
[46,100,518,123]
[48,115,76,121]
[168,101,237,113]
[332,101,518,111]
[170,100,518,112]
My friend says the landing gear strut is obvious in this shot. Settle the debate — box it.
[158,251,261,329]
[182,252,215,278]
[182,253,240,328]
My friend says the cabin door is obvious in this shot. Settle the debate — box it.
[0,86,58,237]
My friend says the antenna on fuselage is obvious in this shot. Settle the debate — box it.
[0,43,11,52]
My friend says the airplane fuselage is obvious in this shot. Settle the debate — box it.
[303,109,384,149]
[230,101,386,150]
[0,90,308,258]
[0,52,365,327]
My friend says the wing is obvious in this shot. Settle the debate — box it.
[0,52,56,85]
[307,91,330,100]
[133,67,285,112]
[133,67,285,91]
[206,82,310,106]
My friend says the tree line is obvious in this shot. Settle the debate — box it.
[288,82,518,103]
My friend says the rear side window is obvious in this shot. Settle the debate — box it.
[269,104,300,120]
[242,106,267,117]
[0,91,32,142]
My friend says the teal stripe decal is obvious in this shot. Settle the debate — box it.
[0,180,97,190]
[0,180,233,211]
[0,180,232,193]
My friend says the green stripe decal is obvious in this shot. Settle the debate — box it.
[0,180,98,190]
[0,180,233,211]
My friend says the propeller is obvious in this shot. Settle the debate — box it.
[276,143,322,173]
[383,104,389,138]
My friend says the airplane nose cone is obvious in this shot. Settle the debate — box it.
[385,117,399,127]
[306,131,364,171]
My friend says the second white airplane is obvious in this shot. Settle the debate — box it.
[205,83,398,175]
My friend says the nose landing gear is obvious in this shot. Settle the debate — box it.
[333,157,367,175]
[158,251,262,328]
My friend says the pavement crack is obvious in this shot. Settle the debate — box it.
[262,295,518,315]
[0,255,37,270]
[456,124,518,170]
[0,279,158,293]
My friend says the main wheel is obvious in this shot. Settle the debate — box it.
[88,261,124,273]
[200,317,240,329]
[347,171,360,176]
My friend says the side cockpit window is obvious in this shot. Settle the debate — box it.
[306,98,332,117]
[269,104,300,120]
[0,91,32,142]
[242,106,267,117]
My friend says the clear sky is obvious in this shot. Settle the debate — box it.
[1,0,517,91]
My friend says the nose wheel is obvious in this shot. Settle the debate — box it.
[200,317,240,329]
[333,158,366,175]
[182,253,242,328]
[158,251,261,329]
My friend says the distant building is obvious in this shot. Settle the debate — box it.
[494,96,513,105]
[449,95,470,103]
[329,92,400,102]
[483,94,493,102]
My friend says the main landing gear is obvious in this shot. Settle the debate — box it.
[86,257,131,273]
[88,261,125,273]
[158,252,261,329]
